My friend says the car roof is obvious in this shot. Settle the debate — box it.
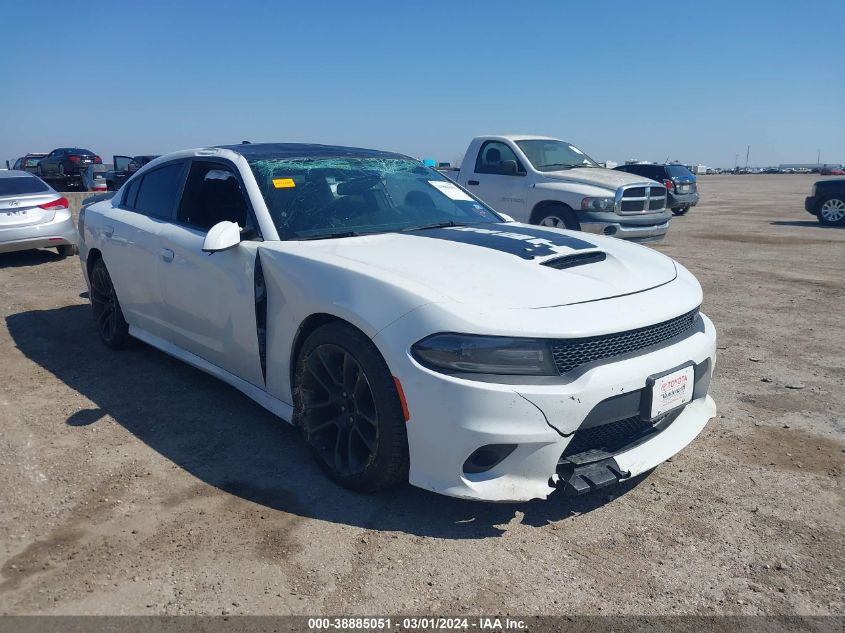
[215,142,410,161]
[0,169,39,179]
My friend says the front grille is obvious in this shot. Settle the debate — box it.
[550,308,699,375]
[562,415,656,458]
[618,185,666,213]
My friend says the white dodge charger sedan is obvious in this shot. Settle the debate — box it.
[78,143,717,502]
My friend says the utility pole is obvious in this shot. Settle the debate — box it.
[745,145,750,170]
[735,153,739,169]
[817,149,821,166]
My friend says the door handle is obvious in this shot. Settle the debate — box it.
[103,225,114,238]
[161,248,174,263]
[467,180,479,186]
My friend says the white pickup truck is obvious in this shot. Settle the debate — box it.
[446,135,671,242]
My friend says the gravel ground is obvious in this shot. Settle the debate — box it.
[0,175,842,616]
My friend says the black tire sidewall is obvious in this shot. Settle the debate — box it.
[91,259,132,349]
[294,322,409,492]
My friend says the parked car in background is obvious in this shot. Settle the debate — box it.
[11,153,48,175]
[445,135,671,242]
[81,164,110,192]
[77,142,716,501]
[105,155,159,190]
[39,148,103,190]
[615,163,699,216]
[805,178,845,226]
[820,166,845,176]
[0,170,78,256]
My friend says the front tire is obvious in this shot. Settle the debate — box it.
[294,322,409,492]
[89,259,132,349]
[817,196,845,226]
[532,205,580,230]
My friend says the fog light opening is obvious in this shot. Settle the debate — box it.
[463,444,518,474]
[603,226,617,236]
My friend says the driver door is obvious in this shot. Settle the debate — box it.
[464,140,528,221]
[156,159,265,388]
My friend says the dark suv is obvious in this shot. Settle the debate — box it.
[615,163,699,215]
[805,178,845,226]
[39,148,103,189]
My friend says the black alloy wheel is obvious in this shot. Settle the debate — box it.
[295,322,409,491]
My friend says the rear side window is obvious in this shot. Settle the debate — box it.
[0,176,49,195]
[132,162,186,219]
[123,178,141,207]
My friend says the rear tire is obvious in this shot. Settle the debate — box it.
[671,207,689,216]
[817,196,845,226]
[531,204,580,230]
[294,322,409,492]
[89,259,133,349]
[57,244,78,257]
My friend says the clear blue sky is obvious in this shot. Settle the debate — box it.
[2,0,843,168]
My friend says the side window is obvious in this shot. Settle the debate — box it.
[475,141,524,175]
[133,162,186,219]
[123,177,141,207]
[177,162,251,232]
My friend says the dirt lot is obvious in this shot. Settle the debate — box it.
[0,175,842,616]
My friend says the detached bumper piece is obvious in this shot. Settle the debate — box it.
[555,410,682,496]
[558,457,629,495]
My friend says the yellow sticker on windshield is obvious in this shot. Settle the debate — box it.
[272,178,296,189]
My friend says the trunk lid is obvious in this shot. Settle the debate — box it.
[0,194,59,227]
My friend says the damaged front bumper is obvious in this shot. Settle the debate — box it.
[378,312,717,503]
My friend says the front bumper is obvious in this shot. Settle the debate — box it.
[805,196,819,214]
[378,311,717,502]
[0,209,77,254]
[577,210,671,242]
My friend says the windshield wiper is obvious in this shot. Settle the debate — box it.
[400,220,472,232]
[296,230,361,241]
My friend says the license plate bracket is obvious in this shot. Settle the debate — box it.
[640,362,695,421]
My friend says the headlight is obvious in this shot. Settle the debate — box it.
[412,333,558,376]
[581,196,615,211]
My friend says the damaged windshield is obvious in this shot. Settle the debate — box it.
[516,140,599,171]
[248,157,501,240]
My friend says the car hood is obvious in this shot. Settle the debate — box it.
[538,167,653,190]
[278,223,676,310]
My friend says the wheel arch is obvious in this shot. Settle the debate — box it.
[529,200,578,228]
[86,247,103,279]
[289,313,359,392]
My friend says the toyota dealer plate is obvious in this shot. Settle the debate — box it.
[642,364,694,420]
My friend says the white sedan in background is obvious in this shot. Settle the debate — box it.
[0,170,77,256]
[78,143,717,502]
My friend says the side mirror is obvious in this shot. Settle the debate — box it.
[202,221,241,253]
[500,160,518,175]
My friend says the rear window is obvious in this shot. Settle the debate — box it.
[0,176,49,196]
[666,165,694,178]
[69,148,95,155]
[24,158,43,167]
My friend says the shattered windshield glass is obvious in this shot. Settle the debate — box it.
[248,157,501,240]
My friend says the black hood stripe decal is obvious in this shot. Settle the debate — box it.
[406,223,597,259]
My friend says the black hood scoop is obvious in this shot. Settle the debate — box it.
[541,251,607,270]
